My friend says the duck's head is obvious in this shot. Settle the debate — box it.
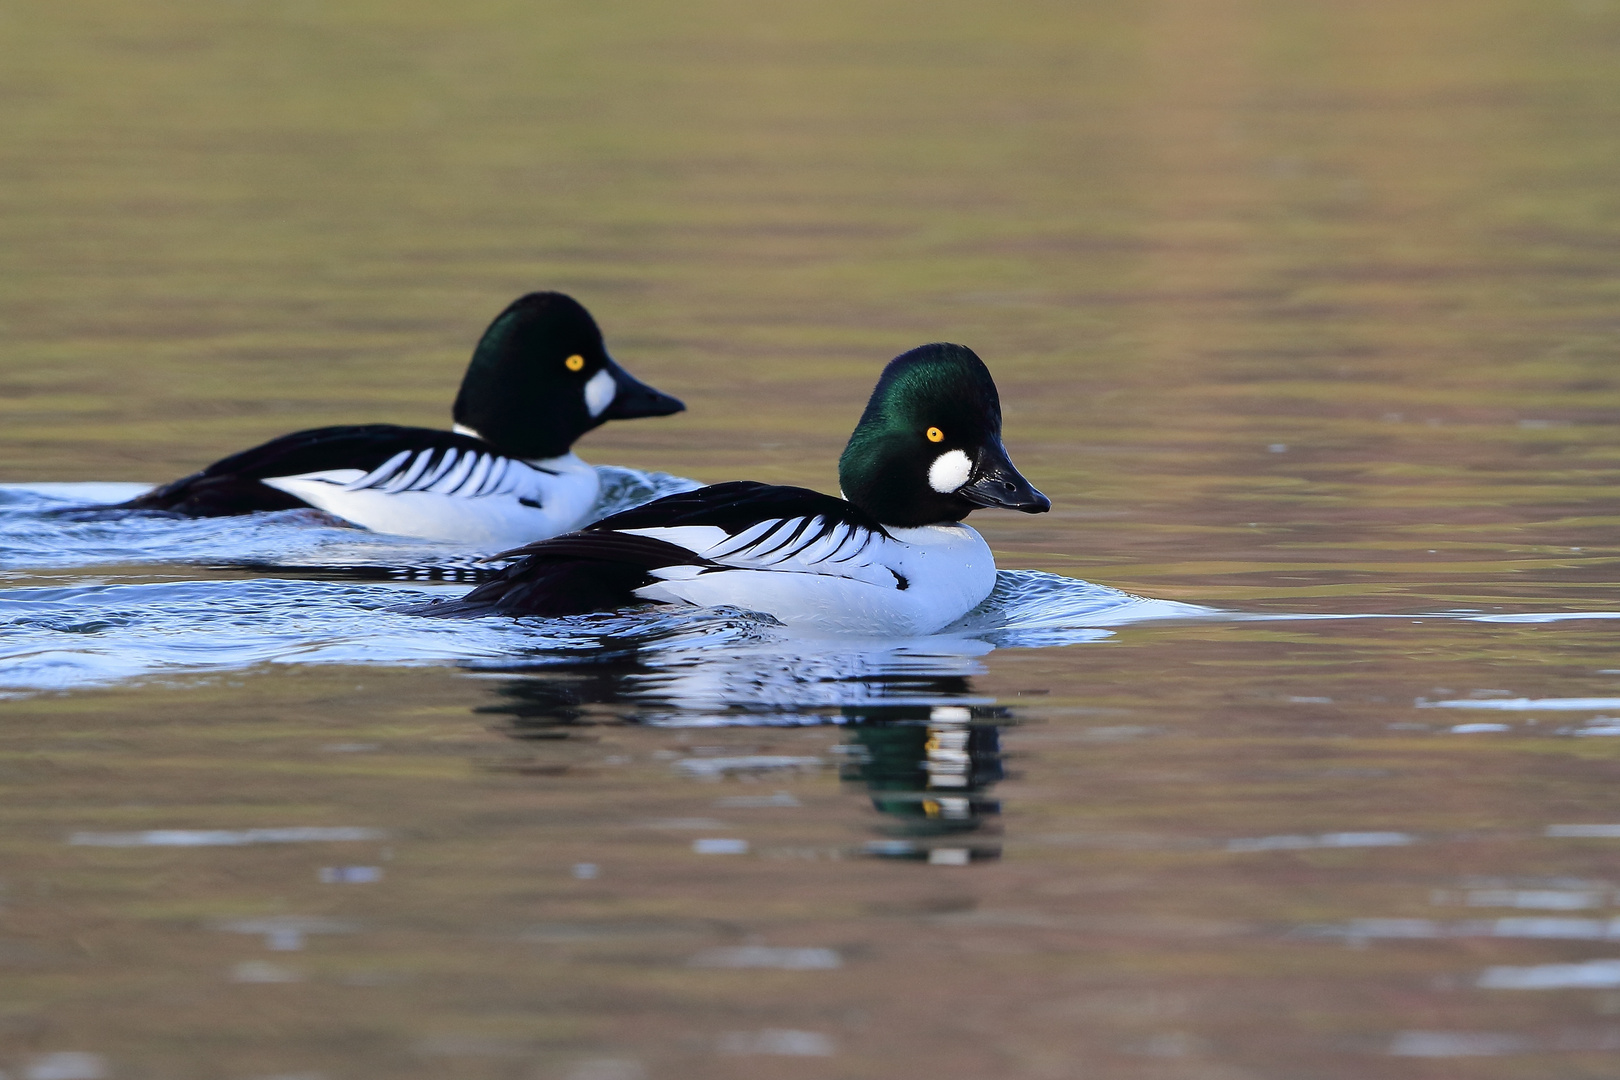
[838,343,1050,528]
[452,292,684,459]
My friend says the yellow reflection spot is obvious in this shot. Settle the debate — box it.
[565,354,585,372]
[923,799,942,818]
[926,426,944,443]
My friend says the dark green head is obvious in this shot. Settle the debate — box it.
[837,343,1050,528]
[452,292,684,460]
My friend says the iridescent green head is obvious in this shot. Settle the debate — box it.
[838,343,1049,528]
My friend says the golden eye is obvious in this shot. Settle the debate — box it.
[565,354,585,372]
[925,426,944,443]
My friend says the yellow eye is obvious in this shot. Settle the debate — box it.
[565,354,585,372]
[925,426,944,443]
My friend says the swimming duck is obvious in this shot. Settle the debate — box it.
[107,293,684,546]
[420,343,1049,635]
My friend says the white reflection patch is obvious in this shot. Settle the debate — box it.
[677,755,822,779]
[687,946,841,969]
[1226,831,1412,852]
[719,1030,836,1056]
[1423,697,1620,710]
[1389,1031,1529,1057]
[69,826,385,847]
[1478,959,1620,989]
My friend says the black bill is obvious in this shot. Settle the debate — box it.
[600,355,686,420]
[960,441,1051,513]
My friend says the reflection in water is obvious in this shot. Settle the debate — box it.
[479,630,1003,728]
[477,636,1018,861]
[841,704,1008,864]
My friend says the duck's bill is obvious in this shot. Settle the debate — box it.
[961,446,1051,513]
[600,357,686,420]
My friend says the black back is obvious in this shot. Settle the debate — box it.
[414,481,886,618]
[582,480,887,540]
[112,425,491,517]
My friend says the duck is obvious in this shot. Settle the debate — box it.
[417,342,1049,635]
[103,292,684,546]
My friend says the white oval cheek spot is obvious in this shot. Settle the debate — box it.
[584,368,617,417]
[927,449,972,493]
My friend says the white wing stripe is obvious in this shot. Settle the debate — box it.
[707,518,781,559]
[795,520,850,565]
[686,515,887,571]
[460,454,494,497]
[764,516,823,564]
[416,449,459,489]
[428,452,477,494]
[475,457,510,497]
[828,527,876,563]
[342,450,411,491]
[381,450,434,493]
[745,517,810,562]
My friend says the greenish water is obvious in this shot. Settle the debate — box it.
[4,0,1620,1077]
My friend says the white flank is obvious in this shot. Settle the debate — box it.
[584,368,617,417]
[262,451,601,547]
[629,519,997,636]
[927,449,972,493]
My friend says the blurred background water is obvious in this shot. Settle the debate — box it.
[2,0,1620,1077]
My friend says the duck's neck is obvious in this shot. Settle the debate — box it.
[454,424,590,472]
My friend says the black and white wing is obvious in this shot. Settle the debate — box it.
[598,481,897,586]
[113,425,532,517]
[104,424,607,546]
[418,482,896,617]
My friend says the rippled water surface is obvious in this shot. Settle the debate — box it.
[5,0,1620,1077]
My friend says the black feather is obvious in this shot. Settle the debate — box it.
[410,531,714,617]
[100,425,497,517]
[583,481,888,539]
[417,482,887,619]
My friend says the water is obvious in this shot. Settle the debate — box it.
[0,478,1194,695]
[5,0,1620,1076]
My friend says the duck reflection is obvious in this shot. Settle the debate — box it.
[473,631,1019,860]
[842,704,1008,863]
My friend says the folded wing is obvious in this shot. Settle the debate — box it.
[417,481,897,617]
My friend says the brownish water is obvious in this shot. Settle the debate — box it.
[4,0,1620,1077]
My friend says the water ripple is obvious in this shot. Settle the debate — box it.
[0,477,1198,696]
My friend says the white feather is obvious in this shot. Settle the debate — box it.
[461,453,494,495]
[632,522,996,637]
[380,450,435,493]
[584,368,616,417]
[260,452,601,547]
[427,452,477,494]
[415,449,460,489]
[343,450,411,492]
[927,449,972,494]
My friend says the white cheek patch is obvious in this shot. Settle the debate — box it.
[927,449,973,494]
[584,368,617,418]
